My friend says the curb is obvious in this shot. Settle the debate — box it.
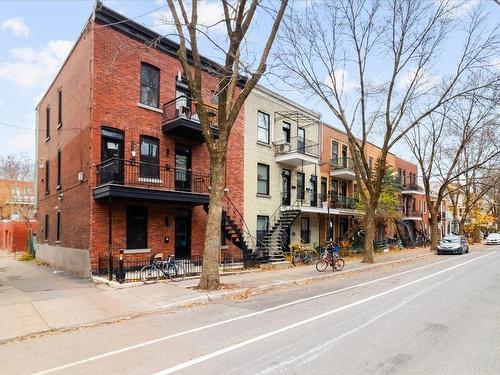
[0,251,434,345]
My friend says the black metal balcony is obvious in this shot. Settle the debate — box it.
[396,176,424,193]
[402,209,423,218]
[161,96,219,142]
[273,137,319,166]
[93,158,210,205]
[288,191,358,211]
[330,157,356,180]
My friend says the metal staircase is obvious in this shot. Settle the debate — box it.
[257,199,302,263]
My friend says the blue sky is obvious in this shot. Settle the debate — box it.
[0,0,497,162]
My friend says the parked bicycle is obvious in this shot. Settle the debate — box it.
[141,254,185,284]
[316,242,345,272]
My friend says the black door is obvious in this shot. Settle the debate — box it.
[175,209,191,258]
[101,128,124,184]
[281,228,291,253]
[298,127,305,153]
[140,136,159,179]
[339,218,348,241]
[310,175,318,207]
[297,172,305,200]
[321,177,327,205]
[175,145,192,191]
[282,169,291,205]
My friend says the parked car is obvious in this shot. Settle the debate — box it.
[486,233,500,245]
[437,235,469,255]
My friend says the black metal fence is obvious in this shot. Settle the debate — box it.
[96,254,247,283]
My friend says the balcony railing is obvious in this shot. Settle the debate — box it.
[96,158,210,194]
[273,137,320,158]
[285,191,358,210]
[402,209,423,218]
[162,95,218,128]
[396,177,424,192]
[330,157,355,170]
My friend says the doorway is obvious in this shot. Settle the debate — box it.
[101,128,124,184]
[282,169,291,205]
[175,209,191,258]
[339,217,349,241]
[175,145,192,191]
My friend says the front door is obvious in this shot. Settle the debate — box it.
[101,128,124,184]
[282,169,291,205]
[297,127,305,153]
[175,209,191,258]
[310,175,317,207]
[140,136,159,179]
[339,217,349,241]
[175,145,192,191]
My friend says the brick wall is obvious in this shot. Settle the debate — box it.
[36,24,93,251]
[0,221,37,252]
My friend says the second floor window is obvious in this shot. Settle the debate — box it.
[140,63,160,108]
[257,111,270,144]
[45,160,50,194]
[331,141,339,163]
[257,163,269,195]
[58,89,63,127]
[282,122,291,143]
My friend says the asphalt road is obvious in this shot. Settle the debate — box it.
[1,246,499,375]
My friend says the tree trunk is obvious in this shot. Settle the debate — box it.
[430,208,439,252]
[458,220,465,235]
[198,147,227,290]
[472,226,481,243]
[362,206,376,263]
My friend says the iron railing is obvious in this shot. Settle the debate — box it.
[396,176,423,192]
[330,157,355,170]
[287,191,358,210]
[402,209,423,218]
[273,137,320,158]
[96,254,246,283]
[96,158,210,194]
[162,95,218,128]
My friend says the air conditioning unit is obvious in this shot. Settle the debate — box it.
[77,171,84,182]
[276,143,291,153]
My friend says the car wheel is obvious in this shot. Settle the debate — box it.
[437,250,441,255]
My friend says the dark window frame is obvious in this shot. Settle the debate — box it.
[301,217,310,243]
[57,149,62,189]
[256,215,269,243]
[331,140,339,161]
[57,89,62,128]
[126,206,148,249]
[257,163,270,195]
[45,105,51,140]
[56,211,61,242]
[282,121,291,143]
[257,111,270,144]
[140,62,160,108]
[44,214,49,241]
[45,160,50,194]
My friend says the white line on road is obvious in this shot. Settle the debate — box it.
[31,252,493,375]
[152,252,495,375]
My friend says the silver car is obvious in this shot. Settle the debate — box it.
[437,235,469,255]
[486,233,500,245]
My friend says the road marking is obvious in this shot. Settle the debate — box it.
[152,251,495,375]
[31,252,491,375]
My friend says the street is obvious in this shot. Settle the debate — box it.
[1,246,498,375]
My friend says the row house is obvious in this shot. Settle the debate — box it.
[35,4,245,276]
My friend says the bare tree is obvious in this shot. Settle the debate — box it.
[166,0,288,289]
[0,153,33,181]
[276,0,499,262]
[407,91,499,251]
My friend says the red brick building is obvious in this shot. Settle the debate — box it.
[35,4,246,277]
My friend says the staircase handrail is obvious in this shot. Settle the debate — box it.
[222,191,259,253]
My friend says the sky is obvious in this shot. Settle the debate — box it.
[0,0,498,163]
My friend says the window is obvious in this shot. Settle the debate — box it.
[58,89,62,127]
[56,212,61,242]
[46,106,50,140]
[331,141,339,164]
[57,149,62,189]
[127,206,148,249]
[256,215,269,243]
[257,111,270,144]
[301,217,310,243]
[44,214,49,241]
[45,160,50,194]
[297,127,305,153]
[140,63,160,108]
[310,175,317,206]
[257,163,270,195]
[140,136,159,179]
[297,172,305,199]
[282,122,291,143]
[321,177,327,203]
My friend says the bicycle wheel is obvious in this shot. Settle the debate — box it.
[316,259,328,272]
[141,265,159,284]
[168,264,185,281]
[334,258,345,271]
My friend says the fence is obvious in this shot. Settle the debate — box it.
[96,254,247,283]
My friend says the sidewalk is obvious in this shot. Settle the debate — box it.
[0,247,442,343]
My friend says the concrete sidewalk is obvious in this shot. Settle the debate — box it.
[0,247,449,343]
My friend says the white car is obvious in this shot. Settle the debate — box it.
[486,233,500,245]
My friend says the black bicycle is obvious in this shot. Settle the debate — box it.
[141,254,185,284]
